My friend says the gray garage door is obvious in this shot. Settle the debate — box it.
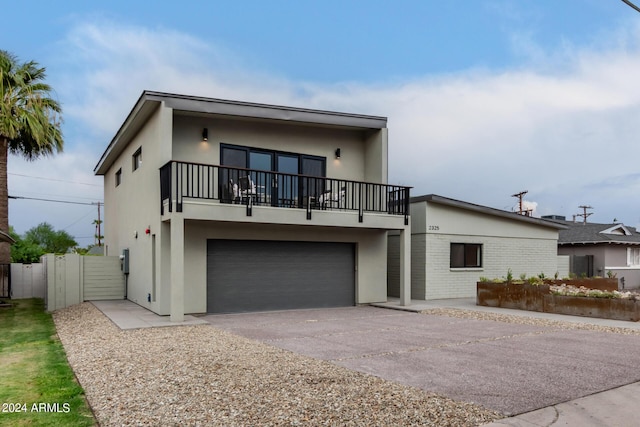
[207,240,355,313]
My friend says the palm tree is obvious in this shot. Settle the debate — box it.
[0,51,63,263]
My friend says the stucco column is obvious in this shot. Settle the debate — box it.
[170,215,185,322]
[399,225,411,306]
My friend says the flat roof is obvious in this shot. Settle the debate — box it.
[94,91,387,175]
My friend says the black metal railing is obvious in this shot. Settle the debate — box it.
[160,161,410,224]
[0,264,10,299]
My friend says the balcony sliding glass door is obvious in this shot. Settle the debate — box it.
[276,154,298,207]
[249,151,273,205]
[220,144,325,208]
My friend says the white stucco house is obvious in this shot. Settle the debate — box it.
[94,91,411,320]
[388,195,566,300]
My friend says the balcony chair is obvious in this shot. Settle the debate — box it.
[233,176,257,204]
[319,186,346,209]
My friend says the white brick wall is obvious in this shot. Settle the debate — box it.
[424,234,559,299]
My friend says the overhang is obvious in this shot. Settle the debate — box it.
[412,194,567,230]
[0,229,15,244]
[94,91,387,175]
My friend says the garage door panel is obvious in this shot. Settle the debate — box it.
[207,240,354,313]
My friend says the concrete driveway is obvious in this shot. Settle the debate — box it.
[203,306,640,415]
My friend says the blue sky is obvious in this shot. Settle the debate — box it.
[4,0,640,246]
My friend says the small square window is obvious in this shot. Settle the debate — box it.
[450,243,482,268]
[132,147,142,171]
[115,168,122,187]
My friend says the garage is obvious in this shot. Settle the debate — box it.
[206,240,355,313]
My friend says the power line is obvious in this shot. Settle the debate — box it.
[9,195,101,206]
[63,207,96,230]
[622,0,640,13]
[15,191,101,202]
[8,172,102,187]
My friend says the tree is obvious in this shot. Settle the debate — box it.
[23,222,77,254]
[9,226,43,263]
[0,51,63,263]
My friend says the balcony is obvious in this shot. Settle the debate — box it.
[160,161,410,225]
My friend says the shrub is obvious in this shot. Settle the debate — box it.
[527,276,542,285]
[506,268,513,283]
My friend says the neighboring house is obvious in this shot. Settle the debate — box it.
[94,91,411,320]
[388,195,566,300]
[549,217,640,289]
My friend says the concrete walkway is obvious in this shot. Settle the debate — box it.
[482,381,640,427]
[91,300,208,329]
[91,298,640,426]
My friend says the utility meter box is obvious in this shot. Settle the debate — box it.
[121,248,130,274]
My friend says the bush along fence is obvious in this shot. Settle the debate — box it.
[476,273,640,322]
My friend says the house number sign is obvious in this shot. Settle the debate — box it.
[428,225,440,231]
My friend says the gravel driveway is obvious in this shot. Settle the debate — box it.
[53,303,499,426]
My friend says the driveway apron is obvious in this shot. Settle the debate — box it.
[203,306,640,415]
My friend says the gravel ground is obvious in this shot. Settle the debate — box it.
[420,307,640,335]
[53,303,501,426]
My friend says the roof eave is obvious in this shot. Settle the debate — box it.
[94,91,388,176]
[412,194,567,230]
[94,91,164,175]
[559,241,640,246]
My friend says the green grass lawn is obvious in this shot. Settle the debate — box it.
[0,299,95,426]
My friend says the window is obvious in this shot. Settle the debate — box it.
[450,243,482,268]
[132,147,142,171]
[220,144,326,206]
[628,248,640,266]
[115,168,122,187]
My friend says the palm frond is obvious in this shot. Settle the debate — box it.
[0,50,63,159]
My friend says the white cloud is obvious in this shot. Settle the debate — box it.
[512,200,538,217]
[12,17,640,243]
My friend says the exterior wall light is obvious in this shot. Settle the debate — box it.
[202,128,208,141]
[335,148,341,159]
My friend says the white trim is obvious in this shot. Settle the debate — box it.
[627,247,640,267]
[604,266,640,270]
[600,224,632,236]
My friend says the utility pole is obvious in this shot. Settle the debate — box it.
[511,190,532,216]
[577,205,593,225]
[92,202,103,246]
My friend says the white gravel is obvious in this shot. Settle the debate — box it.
[53,303,501,426]
[420,307,640,335]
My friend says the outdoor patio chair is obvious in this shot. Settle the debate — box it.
[319,186,346,209]
[238,176,257,204]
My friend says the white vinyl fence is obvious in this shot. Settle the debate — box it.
[10,263,46,299]
[44,254,125,311]
[8,253,125,311]
[11,254,125,311]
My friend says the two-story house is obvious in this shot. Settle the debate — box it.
[94,91,411,320]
